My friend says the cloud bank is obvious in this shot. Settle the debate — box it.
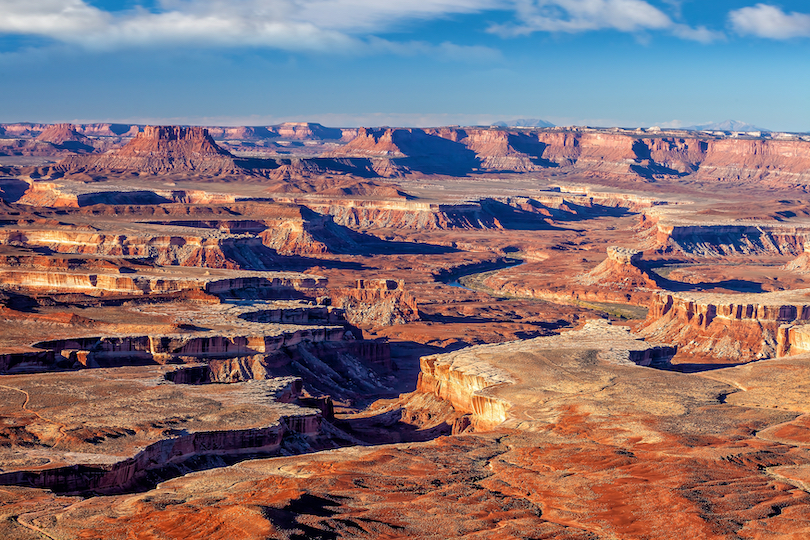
[0,0,509,52]
[8,0,799,53]
[729,4,810,39]
[488,0,723,43]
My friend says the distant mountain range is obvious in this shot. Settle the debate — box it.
[492,118,555,128]
[682,120,770,132]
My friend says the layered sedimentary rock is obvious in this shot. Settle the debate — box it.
[0,227,273,269]
[0,370,331,494]
[576,247,660,304]
[642,209,810,257]
[639,289,810,361]
[282,196,571,231]
[776,324,810,357]
[274,122,344,140]
[1,122,138,138]
[331,279,419,327]
[784,243,810,272]
[258,212,357,255]
[418,320,676,430]
[294,198,497,230]
[34,124,92,147]
[15,180,240,207]
[37,326,348,368]
[54,126,244,176]
[0,268,324,296]
[323,126,810,184]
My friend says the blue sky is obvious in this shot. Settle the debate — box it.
[0,0,808,131]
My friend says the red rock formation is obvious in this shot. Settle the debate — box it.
[641,210,809,257]
[205,126,276,140]
[776,324,810,357]
[274,122,342,140]
[55,126,243,176]
[34,124,89,145]
[330,279,419,327]
[639,289,810,361]
[284,197,521,230]
[576,247,660,304]
[784,244,810,272]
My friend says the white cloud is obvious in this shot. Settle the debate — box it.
[0,0,507,52]
[489,0,722,42]
[729,3,810,39]
[0,0,110,38]
[0,0,725,53]
[671,24,724,44]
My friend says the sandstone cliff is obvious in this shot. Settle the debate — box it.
[54,126,244,176]
[641,209,810,257]
[330,279,419,327]
[638,289,810,361]
[325,126,810,184]
[575,247,661,305]
[784,244,810,272]
[417,320,676,431]
[35,124,92,148]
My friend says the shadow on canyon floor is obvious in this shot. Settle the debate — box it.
[665,361,752,374]
[649,270,767,294]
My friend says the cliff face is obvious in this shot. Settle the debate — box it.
[330,279,419,327]
[286,196,570,231]
[38,326,349,368]
[0,375,329,495]
[784,244,810,272]
[55,126,243,176]
[34,124,94,152]
[777,324,810,357]
[415,320,676,431]
[8,123,809,185]
[695,139,810,185]
[325,127,810,184]
[0,228,251,268]
[0,225,311,270]
[638,290,810,361]
[642,212,810,257]
[575,247,660,305]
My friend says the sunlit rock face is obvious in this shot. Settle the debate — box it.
[330,279,419,327]
[639,289,810,361]
[417,320,676,431]
[55,126,243,175]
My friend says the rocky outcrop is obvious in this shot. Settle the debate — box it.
[0,227,279,269]
[331,279,419,327]
[574,247,660,306]
[1,122,138,138]
[776,324,810,357]
[0,269,324,296]
[5,123,810,184]
[0,350,56,373]
[417,320,676,430]
[54,126,244,176]
[784,244,810,272]
[418,350,515,431]
[321,126,810,183]
[282,196,570,231]
[638,289,810,361]
[642,210,809,257]
[34,124,92,149]
[15,181,241,207]
[274,122,343,141]
[36,326,349,368]
[0,376,327,494]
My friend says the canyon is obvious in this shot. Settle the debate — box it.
[0,122,810,539]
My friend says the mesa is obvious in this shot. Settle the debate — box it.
[1,122,810,539]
